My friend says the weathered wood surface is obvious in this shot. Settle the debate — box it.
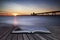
[0,26,60,40]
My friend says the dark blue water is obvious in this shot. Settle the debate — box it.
[0,16,60,33]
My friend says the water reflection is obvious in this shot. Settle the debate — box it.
[14,16,17,26]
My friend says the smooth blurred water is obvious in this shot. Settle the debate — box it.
[0,16,60,26]
[0,16,60,32]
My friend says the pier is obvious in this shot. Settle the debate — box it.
[31,11,60,16]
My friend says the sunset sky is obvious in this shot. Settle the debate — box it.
[0,0,60,15]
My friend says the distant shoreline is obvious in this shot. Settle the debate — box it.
[0,15,60,16]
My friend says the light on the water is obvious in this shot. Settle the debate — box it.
[14,16,17,26]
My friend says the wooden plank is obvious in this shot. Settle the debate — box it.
[0,30,5,35]
[12,34,18,40]
[31,34,41,40]
[35,34,47,40]
[27,34,35,40]
[46,34,60,40]
[0,27,14,40]
[0,29,7,36]
[46,26,60,39]
[45,34,59,40]
[18,34,23,40]
[0,27,9,36]
[38,34,53,40]
[23,34,29,40]
[0,27,10,39]
[0,31,10,40]
[6,34,13,40]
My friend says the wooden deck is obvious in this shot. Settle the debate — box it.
[0,25,60,40]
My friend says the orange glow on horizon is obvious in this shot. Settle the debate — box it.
[0,11,60,16]
[12,13,18,16]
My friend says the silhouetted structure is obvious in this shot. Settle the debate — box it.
[31,11,60,16]
[37,11,60,15]
[31,12,37,16]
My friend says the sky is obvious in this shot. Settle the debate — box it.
[0,0,60,15]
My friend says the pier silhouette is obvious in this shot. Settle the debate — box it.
[31,11,60,16]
